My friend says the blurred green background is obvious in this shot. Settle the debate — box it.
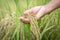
[0,0,60,40]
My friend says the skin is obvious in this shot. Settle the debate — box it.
[19,0,60,23]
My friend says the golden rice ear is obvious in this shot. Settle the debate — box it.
[25,14,40,40]
[0,13,16,40]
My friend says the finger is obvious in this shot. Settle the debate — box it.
[24,9,33,15]
[19,17,29,23]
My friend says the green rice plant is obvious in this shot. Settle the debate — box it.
[11,0,26,40]
[0,0,60,40]
[25,13,56,40]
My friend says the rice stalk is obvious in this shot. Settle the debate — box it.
[11,0,26,40]
[25,14,40,40]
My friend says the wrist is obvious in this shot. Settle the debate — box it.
[44,0,60,14]
[52,0,60,8]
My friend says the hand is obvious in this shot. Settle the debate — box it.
[19,0,60,23]
[19,6,53,23]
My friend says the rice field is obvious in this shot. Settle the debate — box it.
[0,0,60,40]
